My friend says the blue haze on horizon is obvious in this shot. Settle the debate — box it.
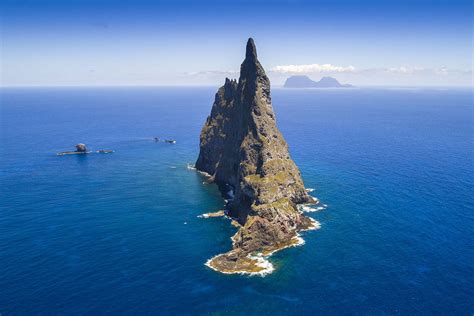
[1,0,472,87]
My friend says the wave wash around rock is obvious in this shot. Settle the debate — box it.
[196,38,319,275]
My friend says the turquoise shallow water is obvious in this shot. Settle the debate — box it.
[1,87,473,314]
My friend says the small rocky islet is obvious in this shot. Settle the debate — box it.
[56,136,176,156]
[195,38,321,275]
[57,143,91,156]
[57,144,114,155]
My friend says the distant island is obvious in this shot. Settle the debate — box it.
[284,75,354,88]
[195,38,320,275]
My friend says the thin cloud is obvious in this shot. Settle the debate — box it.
[383,66,472,76]
[185,65,472,83]
[185,70,239,76]
[385,66,425,75]
[271,64,356,74]
[270,64,471,76]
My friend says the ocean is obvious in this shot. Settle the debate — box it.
[1,86,473,314]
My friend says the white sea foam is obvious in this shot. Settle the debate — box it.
[301,218,321,231]
[310,196,320,203]
[246,255,275,276]
[197,170,212,178]
[230,232,238,245]
[298,205,315,212]
[259,234,307,257]
[294,235,306,246]
[187,163,213,182]
[298,204,326,213]
[306,188,315,192]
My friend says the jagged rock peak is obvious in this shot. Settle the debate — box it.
[245,37,257,60]
[224,77,237,86]
[196,38,317,275]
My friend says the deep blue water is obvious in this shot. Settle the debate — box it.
[1,86,473,314]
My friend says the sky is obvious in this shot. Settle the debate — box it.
[1,0,472,87]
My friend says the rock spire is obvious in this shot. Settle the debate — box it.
[196,38,318,274]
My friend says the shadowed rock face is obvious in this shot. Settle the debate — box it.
[196,38,316,273]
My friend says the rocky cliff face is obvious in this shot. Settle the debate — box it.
[196,38,317,274]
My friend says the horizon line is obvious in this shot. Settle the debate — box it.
[1,84,473,89]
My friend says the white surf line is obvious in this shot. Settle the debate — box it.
[259,235,306,257]
[301,218,321,231]
[297,203,326,213]
[187,163,213,184]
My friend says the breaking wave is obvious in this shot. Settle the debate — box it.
[298,204,326,213]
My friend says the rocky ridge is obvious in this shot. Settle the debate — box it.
[196,38,318,274]
[284,75,354,88]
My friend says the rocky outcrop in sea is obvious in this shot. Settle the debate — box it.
[196,38,319,275]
